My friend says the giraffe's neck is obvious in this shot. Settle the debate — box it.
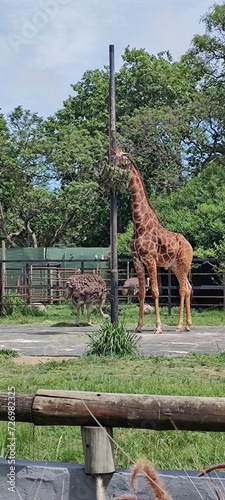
[129,163,159,229]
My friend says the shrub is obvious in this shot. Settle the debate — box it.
[86,319,142,356]
[0,349,18,358]
[2,293,44,317]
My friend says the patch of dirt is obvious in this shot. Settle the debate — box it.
[190,367,225,377]
[13,355,75,365]
[207,369,225,376]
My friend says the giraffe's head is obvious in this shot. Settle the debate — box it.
[114,147,132,170]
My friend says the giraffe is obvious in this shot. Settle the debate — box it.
[115,147,193,334]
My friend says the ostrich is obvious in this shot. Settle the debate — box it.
[122,277,150,304]
[64,273,109,326]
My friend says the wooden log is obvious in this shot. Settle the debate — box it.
[81,426,115,474]
[30,390,225,431]
[1,390,225,431]
[0,393,34,422]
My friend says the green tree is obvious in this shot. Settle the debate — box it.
[116,47,197,116]
[180,2,225,168]
[154,160,225,256]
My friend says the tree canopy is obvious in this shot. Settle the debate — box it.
[1,2,225,257]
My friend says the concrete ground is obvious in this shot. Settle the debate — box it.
[0,324,224,358]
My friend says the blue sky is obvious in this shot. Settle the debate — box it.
[0,0,217,118]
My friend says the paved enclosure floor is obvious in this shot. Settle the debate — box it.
[0,324,224,357]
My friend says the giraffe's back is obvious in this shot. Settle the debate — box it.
[131,227,193,271]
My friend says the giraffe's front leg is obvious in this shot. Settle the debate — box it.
[146,259,162,334]
[136,283,145,333]
[132,255,146,333]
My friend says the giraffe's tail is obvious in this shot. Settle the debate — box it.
[187,271,193,299]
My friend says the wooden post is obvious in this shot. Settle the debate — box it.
[126,260,130,304]
[109,44,118,325]
[30,265,33,304]
[25,262,30,304]
[49,268,53,304]
[168,269,172,315]
[81,426,115,474]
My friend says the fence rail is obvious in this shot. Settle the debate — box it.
[1,390,225,432]
[0,257,225,312]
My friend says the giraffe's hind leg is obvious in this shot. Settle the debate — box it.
[176,293,185,332]
[177,277,192,332]
[171,267,188,332]
[185,278,192,331]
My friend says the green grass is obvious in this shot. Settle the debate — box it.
[0,353,225,471]
[0,302,225,327]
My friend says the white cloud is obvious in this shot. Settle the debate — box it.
[0,0,217,117]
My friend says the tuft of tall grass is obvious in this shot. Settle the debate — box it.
[0,349,18,358]
[86,319,142,356]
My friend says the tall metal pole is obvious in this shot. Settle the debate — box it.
[109,44,118,324]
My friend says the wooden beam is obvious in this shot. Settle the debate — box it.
[0,390,225,431]
[0,393,34,422]
[32,390,225,431]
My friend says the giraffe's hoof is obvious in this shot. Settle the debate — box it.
[135,326,142,333]
[185,325,191,332]
[87,322,94,327]
[154,328,162,334]
[176,326,183,333]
